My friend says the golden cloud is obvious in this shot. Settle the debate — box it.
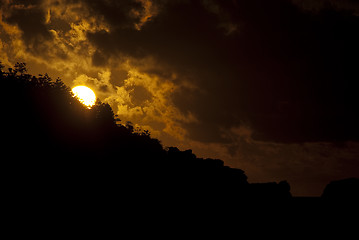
[0,11,27,65]
[109,67,198,141]
[0,0,206,147]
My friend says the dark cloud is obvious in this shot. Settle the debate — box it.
[91,50,108,67]
[3,1,52,52]
[131,85,153,106]
[82,0,143,29]
[85,0,244,140]
[83,0,359,143]
[292,0,359,14]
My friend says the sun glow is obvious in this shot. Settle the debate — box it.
[72,85,96,107]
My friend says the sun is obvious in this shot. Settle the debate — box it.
[72,85,96,107]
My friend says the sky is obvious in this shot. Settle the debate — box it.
[1,0,359,196]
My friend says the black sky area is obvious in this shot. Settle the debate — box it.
[1,0,359,196]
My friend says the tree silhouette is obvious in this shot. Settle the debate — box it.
[2,61,358,232]
[322,178,359,200]
[1,62,301,217]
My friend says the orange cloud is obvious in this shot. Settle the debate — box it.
[106,67,197,141]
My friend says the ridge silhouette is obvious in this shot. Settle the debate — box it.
[1,63,358,229]
[0,62,291,202]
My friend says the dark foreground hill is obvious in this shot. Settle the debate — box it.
[1,63,358,235]
[0,63,292,202]
[322,178,359,199]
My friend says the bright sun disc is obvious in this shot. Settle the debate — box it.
[72,86,96,107]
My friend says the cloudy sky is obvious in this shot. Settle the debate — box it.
[1,0,359,196]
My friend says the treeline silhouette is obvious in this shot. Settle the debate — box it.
[1,63,357,216]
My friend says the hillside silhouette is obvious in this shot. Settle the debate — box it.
[1,63,357,221]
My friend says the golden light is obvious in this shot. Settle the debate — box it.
[72,85,96,107]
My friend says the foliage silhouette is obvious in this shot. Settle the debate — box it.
[4,62,356,220]
[1,62,295,205]
[3,62,359,238]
